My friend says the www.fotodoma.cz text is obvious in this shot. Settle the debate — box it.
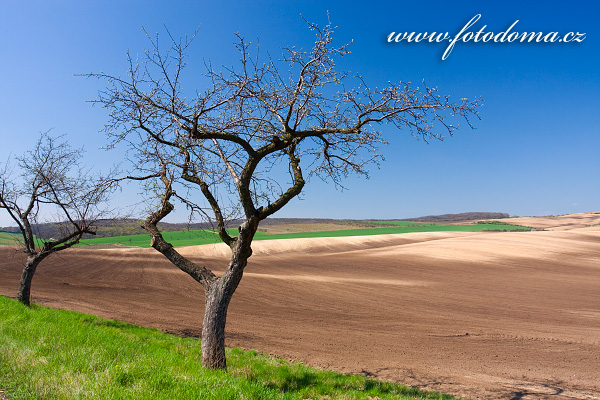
[387,14,586,60]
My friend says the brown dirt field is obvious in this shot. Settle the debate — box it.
[1,215,599,399]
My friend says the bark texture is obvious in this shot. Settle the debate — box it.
[16,257,39,307]
[201,229,253,369]
[202,281,231,369]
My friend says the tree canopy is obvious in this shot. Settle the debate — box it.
[90,19,481,369]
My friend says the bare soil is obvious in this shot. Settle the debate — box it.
[497,212,600,231]
[1,213,599,400]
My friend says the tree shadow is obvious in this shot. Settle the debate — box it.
[259,366,458,399]
[165,327,202,339]
[510,383,564,400]
[263,371,320,393]
[81,317,136,329]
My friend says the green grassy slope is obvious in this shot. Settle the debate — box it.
[0,232,21,246]
[0,232,47,247]
[0,295,457,399]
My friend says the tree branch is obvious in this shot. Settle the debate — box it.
[142,167,218,287]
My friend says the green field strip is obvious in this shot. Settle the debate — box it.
[76,222,530,248]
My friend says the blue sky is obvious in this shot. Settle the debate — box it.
[0,0,598,225]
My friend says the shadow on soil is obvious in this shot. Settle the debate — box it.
[509,383,565,400]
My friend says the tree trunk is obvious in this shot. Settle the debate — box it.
[201,280,231,369]
[201,232,253,369]
[17,256,40,306]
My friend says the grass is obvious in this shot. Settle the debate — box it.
[0,232,24,246]
[0,295,458,399]
[77,222,531,248]
[2,221,531,249]
[0,232,45,247]
[77,229,227,248]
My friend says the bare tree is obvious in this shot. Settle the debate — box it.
[0,132,113,306]
[89,20,481,369]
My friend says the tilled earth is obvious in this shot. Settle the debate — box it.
[1,214,599,400]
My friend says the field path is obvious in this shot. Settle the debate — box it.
[1,216,599,399]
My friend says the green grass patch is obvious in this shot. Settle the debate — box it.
[77,222,531,248]
[77,229,228,248]
[0,232,24,246]
[0,232,45,247]
[0,295,458,399]
[254,223,529,240]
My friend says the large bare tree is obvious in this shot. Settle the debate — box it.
[90,20,481,369]
[0,132,113,306]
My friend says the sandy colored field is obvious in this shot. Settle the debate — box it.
[1,214,599,399]
[497,212,600,231]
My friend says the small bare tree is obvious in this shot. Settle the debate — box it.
[90,20,481,369]
[0,132,113,306]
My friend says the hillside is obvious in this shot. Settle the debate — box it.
[0,212,510,239]
[395,212,509,223]
[1,215,598,399]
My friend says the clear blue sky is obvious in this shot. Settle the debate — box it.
[0,0,598,225]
